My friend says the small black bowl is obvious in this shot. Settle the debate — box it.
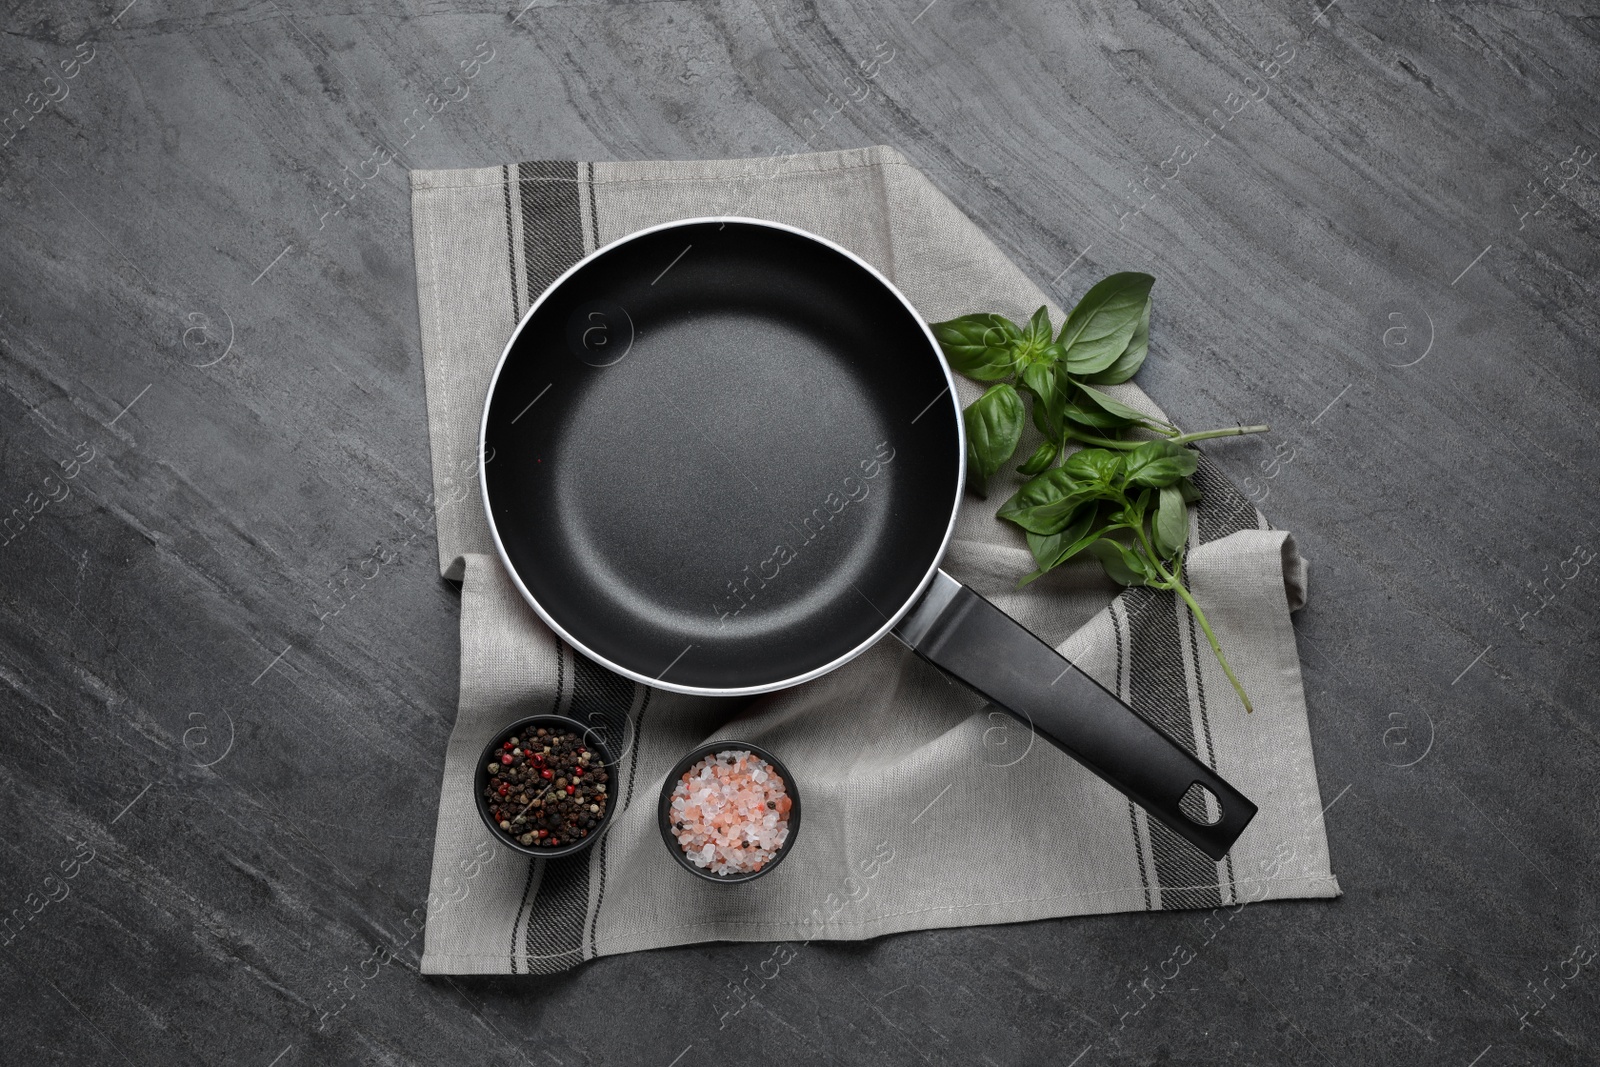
[475,714,619,859]
[658,740,802,883]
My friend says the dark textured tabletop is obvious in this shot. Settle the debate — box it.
[2,1,1597,1064]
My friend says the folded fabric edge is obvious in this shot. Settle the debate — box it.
[417,874,1340,973]
[1282,531,1309,612]
[1187,527,1309,612]
[420,953,550,976]
[591,873,1342,950]
[410,145,909,191]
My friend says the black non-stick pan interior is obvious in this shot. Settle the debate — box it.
[483,220,963,692]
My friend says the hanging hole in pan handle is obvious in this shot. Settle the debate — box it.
[1179,782,1223,826]
[893,570,1258,860]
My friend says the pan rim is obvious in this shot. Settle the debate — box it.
[479,215,966,697]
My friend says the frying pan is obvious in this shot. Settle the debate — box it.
[480,217,1258,860]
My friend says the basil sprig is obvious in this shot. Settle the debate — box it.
[930,273,1268,713]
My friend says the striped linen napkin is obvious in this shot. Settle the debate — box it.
[406,145,1339,975]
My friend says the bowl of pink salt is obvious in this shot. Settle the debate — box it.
[658,741,801,883]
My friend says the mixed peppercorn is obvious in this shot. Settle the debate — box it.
[483,727,609,848]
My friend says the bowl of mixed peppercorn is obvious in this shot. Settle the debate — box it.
[474,715,616,858]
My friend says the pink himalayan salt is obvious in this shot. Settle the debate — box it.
[668,749,792,876]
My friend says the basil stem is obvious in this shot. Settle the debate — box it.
[1064,424,1270,451]
[1168,425,1270,446]
[1135,526,1254,714]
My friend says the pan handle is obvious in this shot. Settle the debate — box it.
[892,570,1257,861]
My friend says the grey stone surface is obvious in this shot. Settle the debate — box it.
[1,1,1596,1064]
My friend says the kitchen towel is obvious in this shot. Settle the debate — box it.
[408,145,1339,976]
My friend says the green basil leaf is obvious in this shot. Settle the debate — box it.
[1088,538,1151,587]
[1001,469,1072,514]
[1083,297,1150,385]
[1023,361,1069,439]
[1025,530,1065,573]
[1178,476,1202,504]
[1016,440,1059,475]
[1061,387,1137,430]
[1059,272,1155,375]
[1048,529,1105,570]
[1024,501,1096,566]
[1060,447,1123,486]
[997,472,1096,535]
[1155,484,1188,558]
[1012,492,1098,535]
[1017,306,1053,364]
[964,383,1026,490]
[1074,382,1166,428]
[1123,440,1199,488]
[1020,517,1104,587]
[1018,361,1055,402]
[931,313,1022,381]
[998,466,1108,532]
